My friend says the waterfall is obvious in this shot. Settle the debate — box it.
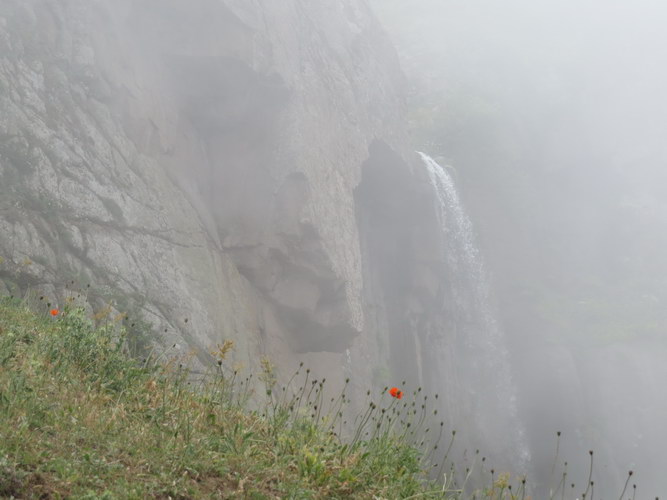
[419,152,529,470]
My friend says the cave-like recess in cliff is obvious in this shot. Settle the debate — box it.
[355,141,444,386]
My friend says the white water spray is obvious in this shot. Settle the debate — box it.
[419,152,529,469]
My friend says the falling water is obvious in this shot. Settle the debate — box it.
[419,152,529,471]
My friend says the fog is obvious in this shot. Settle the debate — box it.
[371,0,667,496]
[3,0,667,496]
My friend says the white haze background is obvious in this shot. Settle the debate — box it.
[371,0,667,497]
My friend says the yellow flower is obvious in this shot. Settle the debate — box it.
[210,339,235,361]
[493,472,510,489]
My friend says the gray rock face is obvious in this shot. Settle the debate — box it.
[0,0,410,376]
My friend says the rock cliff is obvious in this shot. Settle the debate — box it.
[0,0,414,383]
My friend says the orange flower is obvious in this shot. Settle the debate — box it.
[50,309,59,317]
[388,387,403,399]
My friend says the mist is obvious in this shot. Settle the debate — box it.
[371,0,667,496]
[2,0,667,496]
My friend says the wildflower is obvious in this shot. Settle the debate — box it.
[50,309,59,317]
[493,472,510,489]
[388,387,403,399]
[210,339,234,361]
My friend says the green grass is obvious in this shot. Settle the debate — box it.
[2,295,630,499]
[0,297,456,499]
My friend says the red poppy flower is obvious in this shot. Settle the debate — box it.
[50,309,59,317]
[389,387,403,399]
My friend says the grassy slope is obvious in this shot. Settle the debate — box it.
[0,298,447,499]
